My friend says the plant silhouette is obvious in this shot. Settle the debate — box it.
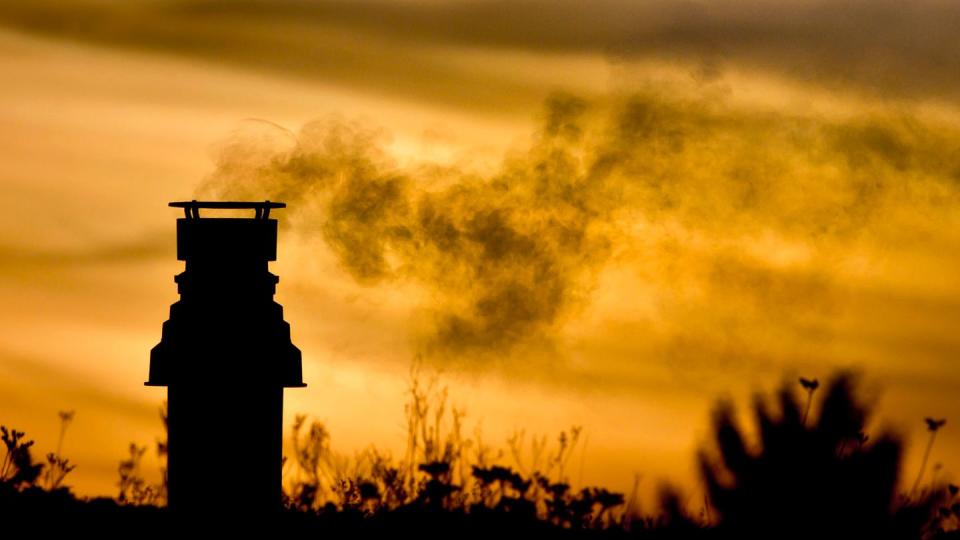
[1,426,43,488]
[799,377,819,426]
[699,372,939,539]
[3,369,959,538]
[42,410,76,491]
[912,417,948,498]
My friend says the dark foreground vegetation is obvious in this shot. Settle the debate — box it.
[2,371,958,538]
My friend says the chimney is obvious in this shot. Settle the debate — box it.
[147,201,305,515]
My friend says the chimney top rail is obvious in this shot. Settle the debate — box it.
[169,200,286,219]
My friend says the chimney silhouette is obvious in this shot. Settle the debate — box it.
[147,201,304,515]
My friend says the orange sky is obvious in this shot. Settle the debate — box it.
[1,0,959,508]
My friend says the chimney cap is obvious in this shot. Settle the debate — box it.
[170,200,286,219]
[169,200,286,210]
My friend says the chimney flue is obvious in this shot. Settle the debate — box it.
[147,200,305,516]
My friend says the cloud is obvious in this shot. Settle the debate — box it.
[0,232,171,275]
[0,348,155,421]
[4,0,960,109]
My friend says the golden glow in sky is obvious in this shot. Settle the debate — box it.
[0,0,958,505]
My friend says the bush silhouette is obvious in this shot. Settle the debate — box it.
[699,372,939,539]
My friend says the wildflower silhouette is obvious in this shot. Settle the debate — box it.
[114,402,167,506]
[700,372,937,539]
[1,426,42,488]
[42,452,75,491]
[43,410,76,490]
[116,443,147,503]
[799,377,819,426]
[911,417,947,498]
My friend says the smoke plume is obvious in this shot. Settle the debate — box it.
[201,90,960,363]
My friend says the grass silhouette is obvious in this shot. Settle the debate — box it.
[1,369,957,538]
